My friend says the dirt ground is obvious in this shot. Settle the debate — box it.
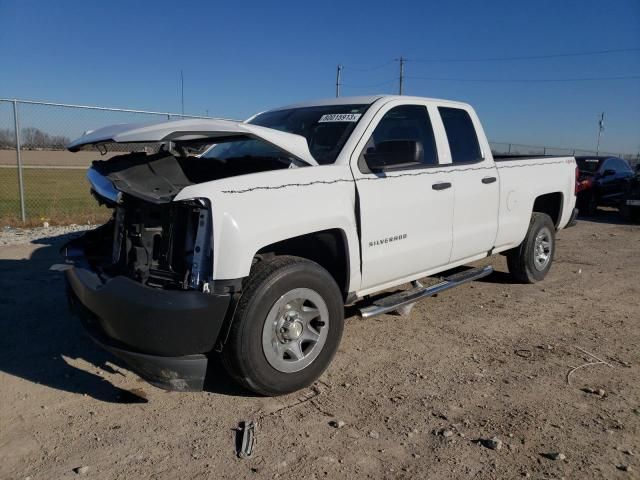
[0,211,638,479]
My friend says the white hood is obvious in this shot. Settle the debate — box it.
[67,118,318,166]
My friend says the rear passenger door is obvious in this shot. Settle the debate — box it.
[437,106,499,262]
[352,102,454,291]
[605,158,634,201]
[598,158,618,201]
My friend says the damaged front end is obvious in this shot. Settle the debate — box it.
[63,118,318,391]
[66,192,213,291]
[64,157,229,392]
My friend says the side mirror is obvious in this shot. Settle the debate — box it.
[364,140,423,171]
[602,169,615,177]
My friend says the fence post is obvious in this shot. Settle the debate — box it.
[508,143,512,153]
[12,100,26,223]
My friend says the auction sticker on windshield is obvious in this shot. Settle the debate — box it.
[318,113,362,122]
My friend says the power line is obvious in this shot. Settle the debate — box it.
[406,74,640,83]
[409,47,640,63]
[180,69,184,115]
[338,47,640,73]
[596,112,605,155]
[336,49,640,91]
[341,59,396,72]
[339,74,639,90]
[341,78,397,89]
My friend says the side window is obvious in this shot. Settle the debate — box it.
[438,107,482,164]
[614,158,631,173]
[611,159,622,173]
[360,105,438,172]
[601,159,618,174]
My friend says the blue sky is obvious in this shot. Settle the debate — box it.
[1,0,639,153]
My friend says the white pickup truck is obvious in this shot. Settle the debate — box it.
[64,95,578,395]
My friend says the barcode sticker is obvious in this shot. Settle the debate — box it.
[318,113,362,123]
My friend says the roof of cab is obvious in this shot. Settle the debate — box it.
[269,95,471,111]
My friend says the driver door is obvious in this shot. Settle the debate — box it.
[351,102,454,292]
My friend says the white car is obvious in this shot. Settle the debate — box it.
[64,95,578,395]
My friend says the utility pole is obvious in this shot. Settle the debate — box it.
[398,56,405,95]
[596,112,604,155]
[335,64,342,97]
[180,69,185,115]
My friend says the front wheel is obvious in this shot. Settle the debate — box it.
[620,203,640,223]
[221,256,344,396]
[506,212,556,284]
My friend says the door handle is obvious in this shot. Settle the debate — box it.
[482,176,497,184]
[432,182,452,191]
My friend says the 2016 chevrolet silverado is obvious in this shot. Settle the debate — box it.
[63,95,578,395]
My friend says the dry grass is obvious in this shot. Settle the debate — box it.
[0,149,117,167]
[0,168,110,226]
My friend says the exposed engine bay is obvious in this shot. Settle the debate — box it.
[90,149,294,204]
[69,140,299,290]
[64,117,323,292]
[65,196,212,291]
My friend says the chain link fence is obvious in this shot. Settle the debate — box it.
[489,141,638,163]
[1,98,638,226]
[0,99,218,226]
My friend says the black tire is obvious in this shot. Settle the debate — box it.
[620,203,631,221]
[620,203,640,223]
[221,255,344,396]
[585,192,598,216]
[506,212,556,284]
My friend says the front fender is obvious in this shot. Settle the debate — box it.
[174,165,361,291]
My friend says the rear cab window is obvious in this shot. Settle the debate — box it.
[438,107,483,164]
[576,158,603,173]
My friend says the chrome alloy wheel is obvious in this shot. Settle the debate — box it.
[533,227,552,271]
[261,288,330,373]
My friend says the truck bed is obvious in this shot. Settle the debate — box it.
[493,154,565,161]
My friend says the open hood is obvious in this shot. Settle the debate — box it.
[67,118,318,166]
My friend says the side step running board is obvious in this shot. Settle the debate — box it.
[358,265,493,319]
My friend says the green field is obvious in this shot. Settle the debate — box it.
[0,168,110,226]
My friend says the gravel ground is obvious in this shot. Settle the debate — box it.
[0,211,638,479]
[0,224,94,247]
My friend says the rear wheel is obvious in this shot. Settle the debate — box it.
[584,192,598,216]
[221,256,344,396]
[507,212,556,284]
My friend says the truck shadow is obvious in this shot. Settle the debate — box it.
[0,231,249,403]
[578,208,637,226]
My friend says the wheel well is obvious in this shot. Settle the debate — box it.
[255,229,350,297]
[533,192,563,227]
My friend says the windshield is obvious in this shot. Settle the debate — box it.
[201,137,297,165]
[576,157,602,173]
[247,104,370,165]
